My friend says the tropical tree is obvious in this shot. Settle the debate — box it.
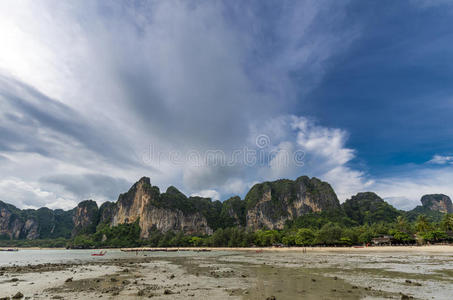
[396,216,410,233]
[415,215,431,233]
[315,223,342,245]
[190,236,203,246]
[254,230,280,246]
[421,229,448,243]
[295,228,315,246]
[441,214,453,231]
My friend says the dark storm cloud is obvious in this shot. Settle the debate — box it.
[42,173,132,202]
[0,75,144,169]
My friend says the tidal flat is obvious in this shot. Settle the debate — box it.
[1,247,452,299]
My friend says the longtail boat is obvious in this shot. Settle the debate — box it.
[91,250,107,256]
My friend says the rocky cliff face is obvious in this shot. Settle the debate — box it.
[220,196,246,227]
[421,194,453,213]
[72,200,99,237]
[4,175,451,241]
[0,202,37,239]
[245,176,340,230]
[112,177,213,238]
[99,201,116,224]
[0,201,62,239]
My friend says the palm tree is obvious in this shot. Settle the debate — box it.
[396,216,409,233]
[442,214,453,231]
[415,215,431,233]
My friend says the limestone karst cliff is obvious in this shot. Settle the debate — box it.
[420,194,453,213]
[71,200,99,237]
[245,176,340,230]
[0,201,73,239]
[1,175,452,240]
[111,177,213,238]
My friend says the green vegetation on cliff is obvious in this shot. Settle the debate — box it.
[0,201,73,239]
[341,192,402,225]
[69,220,141,248]
[2,176,453,249]
[67,213,453,248]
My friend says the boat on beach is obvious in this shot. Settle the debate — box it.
[0,248,19,252]
[91,250,107,256]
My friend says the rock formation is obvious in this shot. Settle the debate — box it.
[111,177,213,238]
[0,201,37,239]
[71,200,99,237]
[245,176,340,230]
[0,201,72,239]
[99,201,116,224]
[420,194,453,213]
[2,175,451,241]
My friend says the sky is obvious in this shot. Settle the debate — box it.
[1,0,453,211]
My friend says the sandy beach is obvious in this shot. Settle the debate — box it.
[1,246,453,299]
[119,244,453,253]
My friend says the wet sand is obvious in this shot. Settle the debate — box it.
[120,245,453,253]
[1,247,452,299]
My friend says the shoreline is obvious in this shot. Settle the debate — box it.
[1,246,452,299]
[118,244,453,253]
[7,244,453,253]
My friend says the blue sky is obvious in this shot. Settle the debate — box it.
[0,0,453,210]
[305,1,453,170]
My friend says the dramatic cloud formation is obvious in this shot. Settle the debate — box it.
[1,1,453,209]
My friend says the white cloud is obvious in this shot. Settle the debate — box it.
[428,155,453,165]
[190,190,220,201]
[0,178,76,210]
[370,167,453,210]
[252,116,372,201]
[222,179,250,196]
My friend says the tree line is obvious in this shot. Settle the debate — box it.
[65,213,453,249]
[1,212,451,249]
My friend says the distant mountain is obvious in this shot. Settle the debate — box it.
[404,205,444,222]
[0,176,451,240]
[341,192,402,225]
[404,194,452,222]
[0,200,73,240]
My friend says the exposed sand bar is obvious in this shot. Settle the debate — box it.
[120,244,453,253]
[2,248,453,299]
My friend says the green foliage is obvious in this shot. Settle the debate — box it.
[4,178,453,249]
[294,228,315,246]
[69,220,141,249]
[286,209,356,229]
[254,230,281,246]
[315,223,343,245]
[415,215,432,233]
[442,214,453,231]
[244,176,339,220]
[390,230,414,243]
[0,238,68,248]
[220,196,247,227]
[342,192,402,225]
[0,201,74,239]
[405,205,444,223]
